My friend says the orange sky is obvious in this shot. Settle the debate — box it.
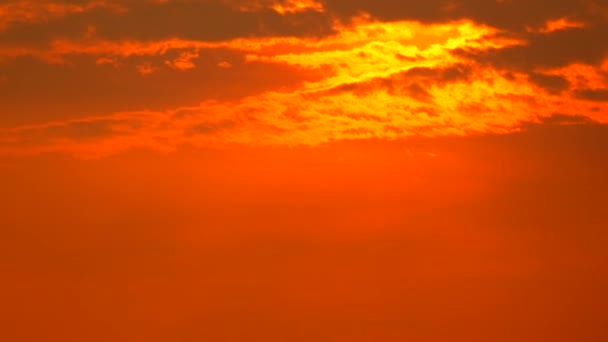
[1,1,608,341]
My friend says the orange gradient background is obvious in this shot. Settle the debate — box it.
[1,1,608,341]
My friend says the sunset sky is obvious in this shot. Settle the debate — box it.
[1,1,608,341]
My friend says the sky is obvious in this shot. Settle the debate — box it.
[1,1,608,341]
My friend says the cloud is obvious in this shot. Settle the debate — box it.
[575,88,608,102]
[0,0,334,52]
[0,51,323,126]
[528,17,586,34]
[1,1,607,157]
[164,50,199,70]
[230,0,324,14]
[0,0,124,31]
[454,23,608,72]
[537,113,598,125]
[527,72,571,94]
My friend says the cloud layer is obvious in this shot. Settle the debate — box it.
[1,0,607,156]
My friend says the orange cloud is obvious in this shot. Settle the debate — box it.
[271,0,324,14]
[529,18,587,34]
[1,16,607,157]
[223,0,324,13]
[0,0,124,31]
[165,51,199,70]
[95,56,118,67]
